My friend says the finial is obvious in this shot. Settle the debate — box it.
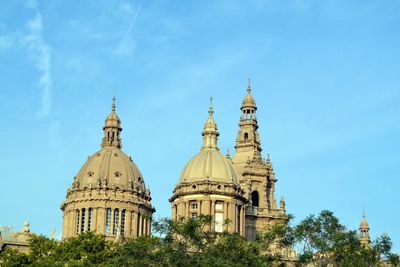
[247,77,251,94]
[209,96,213,115]
[112,96,116,112]
[363,209,366,218]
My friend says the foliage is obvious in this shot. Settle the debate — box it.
[293,210,400,266]
[1,211,399,267]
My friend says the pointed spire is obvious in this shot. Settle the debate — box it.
[112,96,116,111]
[209,95,213,115]
[101,97,122,149]
[202,97,219,150]
[247,78,251,94]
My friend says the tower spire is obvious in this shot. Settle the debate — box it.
[202,97,219,150]
[101,97,122,149]
[247,78,251,94]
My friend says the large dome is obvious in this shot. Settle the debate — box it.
[180,150,238,184]
[74,146,146,193]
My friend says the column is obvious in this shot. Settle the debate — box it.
[210,200,215,230]
[132,211,138,238]
[240,206,245,236]
[229,203,236,233]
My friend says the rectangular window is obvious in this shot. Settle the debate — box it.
[87,208,93,232]
[81,208,86,233]
[121,210,126,235]
[215,212,223,233]
[105,208,111,234]
[191,212,198,219]
[215,203,223,211]
[113,209,119,235]
[76,210,80,235]
[191,203,198,209]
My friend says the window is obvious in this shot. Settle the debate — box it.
[215,202,224,233]
[237,206,241,233]
[113,209,119,235]
[190,203,198,209]
[137,213,141,236]
[191,212,198,219]
[121,210,126,235]
[81,208,86,233]
[244,132,249,140]
[251,191,259,207]
[75,210,80,235]
[88,208,93,232]
[105,208,111,234]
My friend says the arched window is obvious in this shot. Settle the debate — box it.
[81,208,86,233]
[75,209,80,235]
[244,132,249,140]
[88,208,93,232]
[113,209,119,235]
[121,210,126,235]
[105,208,111,234]
[251,191,259,207]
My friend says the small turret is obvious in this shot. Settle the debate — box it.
[359,210,370,246]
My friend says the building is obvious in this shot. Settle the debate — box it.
[0,222,32,253]
[170,97,248,235]
[170,80,287,239]
[60,97,155,241]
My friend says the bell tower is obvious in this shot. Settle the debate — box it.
[232,79,286,240]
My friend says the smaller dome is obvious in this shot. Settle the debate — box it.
[179,149,239,184]
[360,217,369,229]
[241,78,257,109]
[359,211,369,229]
[242,94,256,108]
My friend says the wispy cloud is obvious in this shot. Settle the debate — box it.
[113,0,143,57]
[23,0,53,118]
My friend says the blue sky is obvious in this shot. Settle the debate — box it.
[0,0,399,252]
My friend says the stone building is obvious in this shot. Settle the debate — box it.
[0,222,32,253]
[60,98,155,241]
[232,79,287,240]
[170,98,248,235]
[170,80,287,239]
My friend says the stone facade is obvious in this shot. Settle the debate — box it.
[170,98,247,235]
[61,98,154,241]
[170,80,287,239]
[232,79,287,240]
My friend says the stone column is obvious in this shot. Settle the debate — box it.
[132,211,138,238]
[229,202,236,233]
[172,204,176,220]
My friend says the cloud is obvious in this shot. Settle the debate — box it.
[113,36,136,57]
[112,0,143,58]
[23,2,53,118]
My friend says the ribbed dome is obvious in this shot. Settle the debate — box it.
[242,94,256,108]
[178,97,239,185]
[74,146,146,192]
[179,149,239,184]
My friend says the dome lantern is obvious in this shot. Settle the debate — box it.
[101,96,122,149]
